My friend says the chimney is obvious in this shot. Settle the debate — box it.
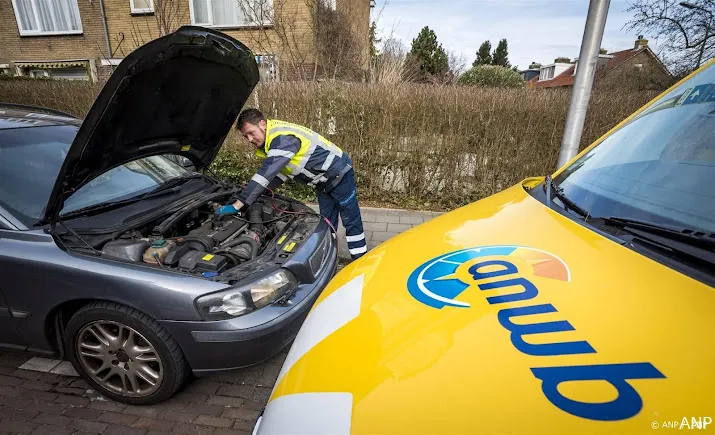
[635,35,648,49]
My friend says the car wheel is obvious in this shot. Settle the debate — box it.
[64,301,188,405]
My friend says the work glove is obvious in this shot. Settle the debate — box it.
[215,204,239,216]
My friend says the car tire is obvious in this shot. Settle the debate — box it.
[64,301,188,405]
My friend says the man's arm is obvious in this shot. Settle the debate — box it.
[234,135,300,207]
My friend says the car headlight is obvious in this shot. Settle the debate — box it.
[196,269,298,320]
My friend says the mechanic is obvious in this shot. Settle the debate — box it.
[215,108,368,260]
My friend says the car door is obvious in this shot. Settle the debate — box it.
[0,217,26,350]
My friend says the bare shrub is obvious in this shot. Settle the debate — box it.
[0,78,657,210]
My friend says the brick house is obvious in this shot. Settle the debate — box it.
[0,0,373,82]
[527,36,672,90]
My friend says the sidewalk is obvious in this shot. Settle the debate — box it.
[308,205,444,260]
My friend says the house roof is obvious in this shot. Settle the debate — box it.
[529,46,667,88]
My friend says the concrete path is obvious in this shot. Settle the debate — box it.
[308,205,444,260]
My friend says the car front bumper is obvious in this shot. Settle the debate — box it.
[159,226,338,375]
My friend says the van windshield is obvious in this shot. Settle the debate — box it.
[554,63,715,234]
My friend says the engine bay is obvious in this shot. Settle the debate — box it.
[88,195,306,278]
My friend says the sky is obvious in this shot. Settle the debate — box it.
[371,0,651,71]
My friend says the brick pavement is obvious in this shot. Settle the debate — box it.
[0,349,288,435]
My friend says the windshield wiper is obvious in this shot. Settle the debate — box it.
[603,216,715,266]
[544,176,590,219]
[61,174,204,219]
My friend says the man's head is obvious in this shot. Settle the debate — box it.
[236,108,267,148]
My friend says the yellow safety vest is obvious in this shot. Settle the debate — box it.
[256,119,343,179]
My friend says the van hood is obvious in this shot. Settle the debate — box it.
[44,26,259,223]
[258,180,714,435]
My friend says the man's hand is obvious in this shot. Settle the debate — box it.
[215,200,244,217]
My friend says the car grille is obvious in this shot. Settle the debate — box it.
[309,233,331,277]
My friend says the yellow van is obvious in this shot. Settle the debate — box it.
[253,61,715,434]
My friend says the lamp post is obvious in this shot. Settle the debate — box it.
[679,1,714,69]
[556,0,611,169]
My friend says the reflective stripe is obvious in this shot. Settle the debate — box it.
[321,151,337,171]
[349,245,368,255]
[345,233,365,243]
[268,149,295,158]
[277,173,288,181]
[252,173,270,187]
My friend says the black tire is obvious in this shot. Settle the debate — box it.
[64,301,188,405]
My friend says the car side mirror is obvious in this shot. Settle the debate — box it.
[180,157,196,171]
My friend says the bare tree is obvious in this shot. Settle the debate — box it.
[154,0,188,36]
[625,0,715,75]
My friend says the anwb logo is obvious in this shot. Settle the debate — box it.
[407,246,666,422]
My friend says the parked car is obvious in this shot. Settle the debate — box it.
[253,62,715,433]
[0,27,337,405]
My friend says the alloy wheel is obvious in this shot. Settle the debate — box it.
[75,320,164,397]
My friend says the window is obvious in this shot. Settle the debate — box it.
[130,0,154,13]
[11,0,83,36]
[190,0,273,28]
[322,0,336,10]
[539,65,555,81]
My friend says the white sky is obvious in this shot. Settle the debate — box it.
[372,0,655,70]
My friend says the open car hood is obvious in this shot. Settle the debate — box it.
[44,26,259,223]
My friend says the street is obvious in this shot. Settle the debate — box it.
[0,348,286,435]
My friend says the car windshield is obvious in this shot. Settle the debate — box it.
[554,63,715,234]
[0,125,194,227]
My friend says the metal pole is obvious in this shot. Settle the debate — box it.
[556,0,610,169]
[99,0,112,59]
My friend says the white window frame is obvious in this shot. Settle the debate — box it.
[130,0,154,14]
[189,0,273,29]
[11,0,83,36]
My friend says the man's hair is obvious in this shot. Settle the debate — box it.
[236,108,266,130]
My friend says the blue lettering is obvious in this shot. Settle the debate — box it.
[531,363,666,421]
[478,277,538,304]
[498,304,596,356]
[469,260,518,281]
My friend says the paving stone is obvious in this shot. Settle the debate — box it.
[68,418,108,433]
[370,231,398,243]
[363,222,387,232]
[0,396,32,409]
[216,384,253,399]
[172,422,216,435]
[53,394,89,406]
[63,407,103,420]
[88,400,126,413]
[26,402,72,416]
[375,214,400,223]
[10,370,44,381]
[249,387,271,403]
[0,375,24,386]
[19,380,53,391]
[215,429,251,435]
[122,405,162,418]
[194,415,233,428]
[183,380,220,395]
[221,407,260,421]
[399,214,425,224]
[386,223,413,232]
[0,366,17,375]
[31,413,72,427]
[158,410,198,423]
[98,411,139,426]
[232,420,254,431]
[132,416,175,431]
[104,426,147,435]
[1,419,37,433]
[0,386,21,398]
[18,390,58,402]
[29,425,72,435]
[190,403,226,417]
[173,391,209,404]
[206,395,245,407]
[17,358,61,374]
[48,362,78,377]
[0,405,39,421]
[359,212,379,222]
[240,399,265,411]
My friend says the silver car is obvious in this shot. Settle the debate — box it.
[0,27,337,405]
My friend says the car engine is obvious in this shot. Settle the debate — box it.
[97,196,297,277]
